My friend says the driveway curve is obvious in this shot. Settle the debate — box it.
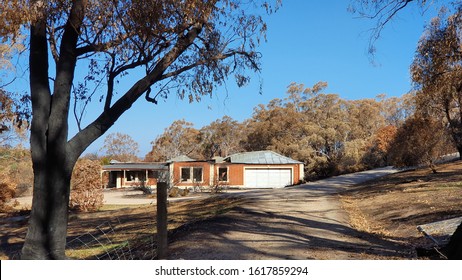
[167,167,411,260]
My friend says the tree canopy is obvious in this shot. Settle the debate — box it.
[411,8,462,157]
[101,132,139,162]
[349,0,446,55]
[146,119,201,162]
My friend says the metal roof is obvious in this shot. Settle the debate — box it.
[212,156,225,163]
[225,151,302,164]
[167,155,196,163]
[102,162,168,171]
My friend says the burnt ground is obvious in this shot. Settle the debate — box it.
[340,161,462,259]
[1,164,461,260]
[166,167,413,260]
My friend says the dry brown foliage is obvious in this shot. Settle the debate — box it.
[412,10,462,155]
[0,182,15,212]
[70,159,103,212]
[101,132,139,162]
[389,115,454,170]
[0,148,32,211]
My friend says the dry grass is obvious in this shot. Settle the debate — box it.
[341,160,462,251]
[0,195,245,260]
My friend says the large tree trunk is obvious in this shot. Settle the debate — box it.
[21,0,85,259]
[445,221,462,259]
[21,155,75,259]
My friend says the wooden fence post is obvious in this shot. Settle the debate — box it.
[156,182,168,259]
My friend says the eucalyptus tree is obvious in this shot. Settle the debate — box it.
[349,0,439,55]
[146,119,201,162]
[200,115,244,158]
[0,0,277,259]
[411,10,462,158]
[101,132,139,162]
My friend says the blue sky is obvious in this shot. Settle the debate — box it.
[38,1,443,157]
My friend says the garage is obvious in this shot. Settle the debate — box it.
[244,168,292,188]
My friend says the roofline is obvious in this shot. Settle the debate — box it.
[224,150,303,164]
[102,162,169,171]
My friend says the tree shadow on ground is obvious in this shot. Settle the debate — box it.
[168,206,413,260]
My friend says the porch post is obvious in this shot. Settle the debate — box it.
[123,170,126,188]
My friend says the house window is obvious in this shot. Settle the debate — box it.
[218,167,228,182]
[148,170,159,179]
[180,167,203,183]
[125,171,145,182]
[181,168,191,182]
[126,171,135,182]
[193,167,203,182]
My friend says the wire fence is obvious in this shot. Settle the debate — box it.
[66,218,157,260]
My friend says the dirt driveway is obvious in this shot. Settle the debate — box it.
[167,167,412,260]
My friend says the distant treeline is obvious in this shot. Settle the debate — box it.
[146,82,454,180]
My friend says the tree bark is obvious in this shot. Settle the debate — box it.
[445,221,462,259]
[21,154,75,259]
[21,0,85,259]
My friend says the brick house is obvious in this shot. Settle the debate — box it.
[102,151,304,189]
[220,151,304,188]
[101,161,168,189]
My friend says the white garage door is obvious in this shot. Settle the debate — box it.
[244,168,292,188]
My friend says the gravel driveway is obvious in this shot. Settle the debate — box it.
[167,167,410,260]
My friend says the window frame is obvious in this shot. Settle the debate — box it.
[218,167,229,182]
[180,167,191,182]
[125,171,146,182]
[179,166,204,183]
[192,167,203,183]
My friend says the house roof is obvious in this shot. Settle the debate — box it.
[167,155,197,163]
[225,151,302,164]
[102,162,168,171]
[212,156,225,163]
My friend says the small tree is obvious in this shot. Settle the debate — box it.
[389,115,453,172]
[69,159,103,212]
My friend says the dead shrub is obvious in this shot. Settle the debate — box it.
[0,182,15,211]
[70,159,103,212]
[181,188,190,196]
[0,147,33,211]
[169,187,179,197]
[389,115,454,172]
